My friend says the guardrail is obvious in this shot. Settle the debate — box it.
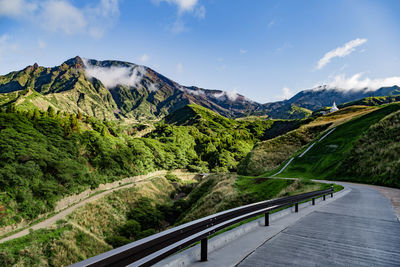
[71,187,334,267]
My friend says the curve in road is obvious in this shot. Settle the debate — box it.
[238,183,400,266]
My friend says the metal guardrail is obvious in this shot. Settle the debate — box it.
[71,187,334,267]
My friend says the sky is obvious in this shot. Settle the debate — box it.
[0,0,400,103]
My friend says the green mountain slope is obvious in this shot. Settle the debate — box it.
[0,57,264,121]
[276,103,400,187]
[238,105,379,176]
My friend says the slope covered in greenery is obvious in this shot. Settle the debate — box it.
[339,95,400,108]
[0,103,308,227]
[238,105,379,176]
[276,103,400,187]
[0,57,264,121]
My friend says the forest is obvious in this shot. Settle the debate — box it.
[0,104,305,226]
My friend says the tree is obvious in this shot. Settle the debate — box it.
[47,106,55,117]
[6,103,16,113]
[33,109,41,119]
[77,110,83,120]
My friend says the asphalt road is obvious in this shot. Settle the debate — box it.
[238,183,400,266]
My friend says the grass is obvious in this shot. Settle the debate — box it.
[0,176,174,266]
[276,103,400,187]
[238,105,378,177]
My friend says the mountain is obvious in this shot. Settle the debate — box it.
[1,56,399,120]
[0,56,260,121]
[261,85,400,118]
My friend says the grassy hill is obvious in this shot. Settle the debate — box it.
[274,103,400,188]
[238,105,378,176]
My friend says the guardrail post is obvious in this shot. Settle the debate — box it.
[323,195,326,201]
[201,238,208,261]
[295,203,299,212]
[312,198,315,205]
[265,212,269,226]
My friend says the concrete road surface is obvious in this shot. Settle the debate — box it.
[238,183,400,266]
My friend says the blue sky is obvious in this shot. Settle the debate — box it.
[1,0,400,103]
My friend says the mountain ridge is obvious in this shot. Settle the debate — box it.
[1,56,399,120]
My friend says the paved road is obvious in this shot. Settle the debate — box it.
[238,183,400,266]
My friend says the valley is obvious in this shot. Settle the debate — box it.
[0,57,399,266]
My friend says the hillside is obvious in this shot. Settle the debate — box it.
[0,57,261,121]
[238,105,379,176]
[275,103,400,188]
[0,104,309,229]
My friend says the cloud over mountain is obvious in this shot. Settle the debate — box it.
[324,73,400,91]
[83,59,146,89]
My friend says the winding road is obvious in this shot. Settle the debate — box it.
[158,181,400,267]
[238,182,400,266]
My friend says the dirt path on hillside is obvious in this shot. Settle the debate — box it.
[0,170,201,244]
[0,171,177,244]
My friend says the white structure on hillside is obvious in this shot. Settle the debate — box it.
[330,102,339,113]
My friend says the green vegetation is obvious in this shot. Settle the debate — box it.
[0,103,297,226]
[0,221,111,267]
[238,105,379,176]
[339,95,400,108]
[337,109,400,187]
[277,103,400,188]
[237,123,331,176]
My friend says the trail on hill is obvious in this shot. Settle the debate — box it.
[0,170,173,244]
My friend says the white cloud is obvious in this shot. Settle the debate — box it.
[153,0,205,33]
[240,49,248,54]
[177,63,183,74]
[37,39,46,49]
[83,59,147,89]
[267,20,275,28]
[317,38,367,70]
[0,0,37,17]
[41,1,87,35]
[213,89,239,101]
[316,73,400,91]
[96,0,120,17]
[0,0,120,37]
[181,87,205,96]
[155,0,198,13]
[194,5,205,19]
[148,83,158,92]
[139,54,149,63]
[86,0,120,38]
[282,87,294,99]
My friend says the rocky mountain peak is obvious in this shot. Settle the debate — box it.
[64,56,84,69]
